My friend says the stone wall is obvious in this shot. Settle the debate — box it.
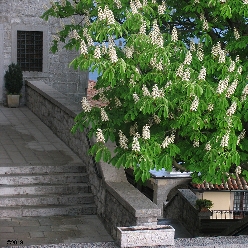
[0,0,88,104]
[163,189,211,237]
[25,80,161,239]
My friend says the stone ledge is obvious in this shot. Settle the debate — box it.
[25,80,81,118]
[106,181,161,218]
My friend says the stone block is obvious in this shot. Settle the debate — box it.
[117,225,175,247]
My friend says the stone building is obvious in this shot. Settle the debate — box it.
[0,0,88,105]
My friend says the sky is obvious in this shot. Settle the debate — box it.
[89,71,98,81]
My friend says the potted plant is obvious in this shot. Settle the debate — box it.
[196,199,213,211]
[4,63,23,107]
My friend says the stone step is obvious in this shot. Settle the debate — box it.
[0,183,91,195]
[0,163,87,175]
[0,173,88,185]
[0,204,97,218]
[0,193,95,206]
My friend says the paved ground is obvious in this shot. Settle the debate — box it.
[0,105,114,247]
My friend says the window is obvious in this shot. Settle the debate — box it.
[12,25,48,76]
[17,31,43,72]
[233,192,248,211]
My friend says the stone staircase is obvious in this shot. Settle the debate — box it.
[0,162,96,217]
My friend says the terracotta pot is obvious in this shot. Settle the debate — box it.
[7,95,20,108]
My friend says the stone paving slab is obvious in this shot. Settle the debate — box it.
[0,216,113,247]
[0,106,113,246]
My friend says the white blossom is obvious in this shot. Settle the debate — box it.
[132,136,140,152]
[211,42,221,57]
[176,64,184,78]
[80,40,88,55]
[168,113,175,119]
[94,46,101,59]
[124,46,134,58]
[243,0,248,4]
[98,6,115,25]
[102,42,108,54]
[81,97,92,112]
[182,68,191,81]
[207,104,214,112]
[219,50,226,63]
[100,108,109,121]
[130,123,138,136]
[118,130,128,149]
[53,35,60,42]
[130,0,138,14]
[151,84,164,98]
[115,97,122,107]
[109,44,118,63]
[190,96,199,111]
[162,134,175,148]
[237,66,243,74]
[228,60,236,72]
[190,40,196,52]
[220,131,230,147]
[241,85,248,102]
[226,79,238,98]
[216,76,229,94]
[197,43,204,61]
[165,80,172,89]
[193,139,199,147]
[149,20,163,47]
[158,1,166,15]
[133,93,140,103]
[105,6,115,25]
[235,166,242,175]
[142,85,150,96]
[142,125,150,140]
[237,129,246,145]
[83,29,93,46]
[184,51,192,65]
[198,66,206,81]
[205,142,211,151]
[226,101,237,116]
[153,114,161,124]
[114,0,122,9]
[96,128,105,143]
[171,27,178,42]
[234,27,240,40]
[139,20,146,35]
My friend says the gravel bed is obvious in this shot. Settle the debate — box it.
[3,236,248,248]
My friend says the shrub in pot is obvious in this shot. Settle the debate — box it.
[196,199,213,211]
[4,63,23,107]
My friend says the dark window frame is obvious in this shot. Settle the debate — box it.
[17,31,43,72]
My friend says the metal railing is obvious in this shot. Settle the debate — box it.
[210,210,248,219]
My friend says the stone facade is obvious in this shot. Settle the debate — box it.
[25,80,161,239]
[0,0,88,105]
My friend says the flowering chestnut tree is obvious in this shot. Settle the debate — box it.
[42,0,248,183]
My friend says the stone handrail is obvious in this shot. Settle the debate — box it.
[25,80,160,239]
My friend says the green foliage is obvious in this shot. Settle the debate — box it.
[43,0,248,183]
[4,63,23,94]
[195,199,214,210]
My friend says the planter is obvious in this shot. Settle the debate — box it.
[7,95,20,108]
[117,225,175,247]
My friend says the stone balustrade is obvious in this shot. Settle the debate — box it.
[25,80,161,239]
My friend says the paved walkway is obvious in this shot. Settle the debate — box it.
[0,105,114,247]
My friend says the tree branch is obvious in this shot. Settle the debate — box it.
[173,159,188,171]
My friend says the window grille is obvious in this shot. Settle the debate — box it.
[234,192,248,211]
[17,31,43,72]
